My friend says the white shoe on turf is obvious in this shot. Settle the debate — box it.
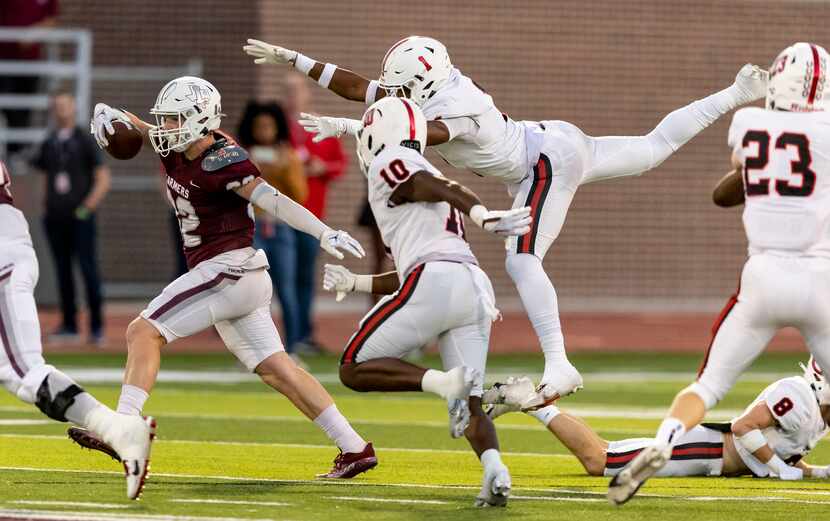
[102,415,157,500]
[607,443,671,506]
[538,363,583,407]
[474,464,511,507]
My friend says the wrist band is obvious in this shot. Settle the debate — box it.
[469,204,487,227]
[354,274,373,293]
[294,53,315,75]
[736,429,767,453]
[318,63,337,88]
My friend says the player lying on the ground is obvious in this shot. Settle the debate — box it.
[607,42,830,505]
[0,161,154,500]
[71,76,377,481]
[243,36,768,407]
[485,368,830,480]
[321,96,532,507]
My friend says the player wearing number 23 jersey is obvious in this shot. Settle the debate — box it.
[609,42,830,506]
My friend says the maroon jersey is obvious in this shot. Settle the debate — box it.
[0,161,13,206]
[161,136,260,268]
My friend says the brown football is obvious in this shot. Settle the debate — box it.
[105,121,143,160]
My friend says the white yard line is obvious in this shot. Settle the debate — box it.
[10,501,129,509]
[772,490,830,496]
[0,509,282,521]
[54,368,788,385]
[0,420,50,426]
[0,433,571,459]
[170,499,289,507]
[511,495,605,502]
[326,496,449,505]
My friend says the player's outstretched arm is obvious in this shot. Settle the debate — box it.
[238,179,365,260]
[795,460,830,478]
[322,264,399,301]
[90,103,153,150]
[243,39,381,103]
[732,402,803,480]
[390,171,532,236]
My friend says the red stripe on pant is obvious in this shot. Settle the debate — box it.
[697,279,741,378]
[341,265,424,364]
[605,445,723,465]
[517,155,552,255]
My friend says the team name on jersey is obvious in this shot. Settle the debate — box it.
[167,175,190,199]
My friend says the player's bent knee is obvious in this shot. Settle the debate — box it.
[685,382,719,410]
[338,363,367,392]
[583,454,607,476]
[505,253,542,280]
[126,317,164,349]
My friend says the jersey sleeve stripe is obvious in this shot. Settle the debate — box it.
[340,264,425,365]
[148,272,241,321]
[517,154,553,255]
[808,44,822,105]
[0,268,28,378]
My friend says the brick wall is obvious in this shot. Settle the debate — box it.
[47,0,830,310]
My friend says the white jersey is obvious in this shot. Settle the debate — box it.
[421,68,530,185]
[733,376,828,476]
[366,145,477,279]
[728,107,830,258]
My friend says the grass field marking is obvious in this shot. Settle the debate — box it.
[170,499,290,507]
[0,420,50,426]
[684,496,830,505]
[0,508,283,521]
[772,490,830,496]
[0,433,575,459]
[326,496,450,505]
[510,495,605,502]
[10,501,129,509]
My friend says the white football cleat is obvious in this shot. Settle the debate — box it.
[474,464,511,507]
[733,63,769,104]
[102,415,156,500]
[537,363,583,408]
[607,443,671,506]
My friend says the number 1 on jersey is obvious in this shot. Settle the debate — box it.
[446,207,466,239]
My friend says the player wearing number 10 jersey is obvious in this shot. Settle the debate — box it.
[609,42,830,505]
[72,76,379,483]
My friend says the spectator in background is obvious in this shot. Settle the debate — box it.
[0,0,58,153]
[282,71,346,355]
[237,100,308,363]
[31,92,110,346]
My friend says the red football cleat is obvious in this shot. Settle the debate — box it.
[317,442,378,479]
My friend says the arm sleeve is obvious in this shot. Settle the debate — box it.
[764,380,810,433]
[438,116,477,141]
[250,182,327,239]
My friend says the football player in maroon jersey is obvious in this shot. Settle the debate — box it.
[71,76,377,481]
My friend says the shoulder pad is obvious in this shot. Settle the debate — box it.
[202,144,249,172]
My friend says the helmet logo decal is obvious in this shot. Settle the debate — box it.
[770,54,788,78]
[185,84,212,110]
[418,56,432,71]
[363,108,376,126]
[813,358,824,376]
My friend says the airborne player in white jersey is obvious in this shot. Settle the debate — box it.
[321,96,532,506]
[0,161,155,500]
[609,42,830,505]
[486,359,830,481]
[243,36,768,404]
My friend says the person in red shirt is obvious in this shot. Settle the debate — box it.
[0,0,58,150]
[70,76,377,484]
[282,71,347,353]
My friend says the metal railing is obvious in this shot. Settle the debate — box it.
[0,28,92,155]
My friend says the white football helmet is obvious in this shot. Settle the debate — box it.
[149,76,223,156]
[379,36,452,106]
[767,42,828,112]
[356,97,427,173]
[801,356,830,406]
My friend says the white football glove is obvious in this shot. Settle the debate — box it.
[732,63,769,104]
[811,465,830,479]
[323,264,356,302]
[243,39,297,66]
[320,229,365,260]
[775,465,804,481]
[298,113,361,143]
[90,103,132,148]
[469,205,532,236]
